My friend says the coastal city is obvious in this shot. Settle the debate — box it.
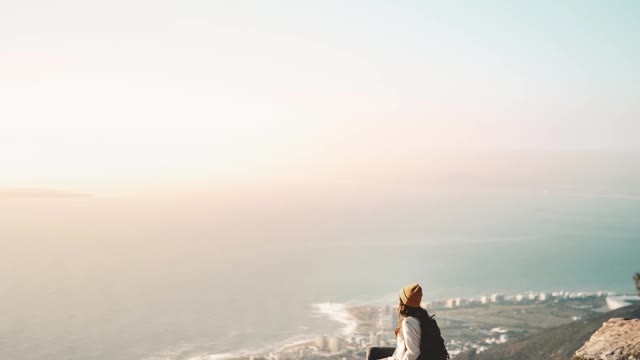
[244,290,617,360]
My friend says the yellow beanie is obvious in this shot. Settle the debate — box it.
[399,283,423,307]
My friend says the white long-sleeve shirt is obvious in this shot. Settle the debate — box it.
[386,317,421,360]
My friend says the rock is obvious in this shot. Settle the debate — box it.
[574,318,640,360]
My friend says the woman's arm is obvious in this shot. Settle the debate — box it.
[401,318,422,360]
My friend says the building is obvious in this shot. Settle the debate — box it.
[490,293,504,303]
[480,296,489,304]
[445,298,456,308]
[315,335,327,351]
[328,336,342,353]
[379,313,395,331]
[539,292,548,301]
[454,297,467,307]
[421,301,434,309]
[369,332,379,347]
[606,295,640,310]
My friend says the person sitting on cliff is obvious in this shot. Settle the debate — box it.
[384,283,449,360]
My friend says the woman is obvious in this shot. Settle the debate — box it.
[385,283,449,360]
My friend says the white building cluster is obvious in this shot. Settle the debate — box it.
[369,304,398,348]
[509,290,609,303]
[442,293,505,308]
[436,290,610,309]
[313,335,345,354]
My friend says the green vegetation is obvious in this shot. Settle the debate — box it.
[634,272,640,296]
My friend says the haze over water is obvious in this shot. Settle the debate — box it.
[3,163,640,359]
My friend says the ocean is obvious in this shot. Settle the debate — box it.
[1,184,639,360]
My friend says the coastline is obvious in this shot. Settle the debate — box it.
[311,302,359,336]
[182,302,360,360]
[172,289,614,360]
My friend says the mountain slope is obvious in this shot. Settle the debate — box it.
[453,304,640,360]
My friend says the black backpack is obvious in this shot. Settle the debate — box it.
[414,313,449,360]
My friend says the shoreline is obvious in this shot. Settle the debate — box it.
[184,289,616,360]
[190,302,360,360]
[311,302,359,336]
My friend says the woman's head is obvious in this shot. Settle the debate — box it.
[394,283,427,337]
[399,283,423,307]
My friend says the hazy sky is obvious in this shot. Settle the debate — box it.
[1,1,639,189]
